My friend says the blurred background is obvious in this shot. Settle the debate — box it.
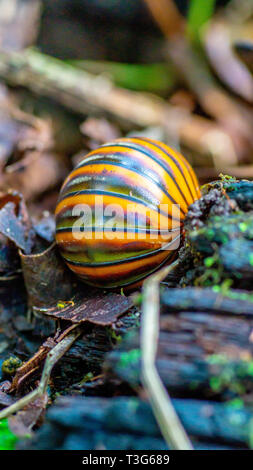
[0,1,253,451]
[38,0,230,61]
[0,0,252,214]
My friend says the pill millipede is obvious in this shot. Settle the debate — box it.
[55,137,201,289]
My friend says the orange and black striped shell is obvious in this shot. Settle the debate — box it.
[55,137,200,289]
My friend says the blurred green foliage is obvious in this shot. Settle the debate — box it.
[187,0,216,45]
[0,419,17,450]
[71,60,176,94]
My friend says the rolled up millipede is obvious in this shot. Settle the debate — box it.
[55,137,201,288]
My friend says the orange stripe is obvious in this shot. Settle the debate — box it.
[79,146,190,213]
[65,249,172,280]
[121,137,198,203]
[62,163,175,207]
[56,230,180,252]
[55,193,181,230]
[55,137,200,288]
[146,138,201,199]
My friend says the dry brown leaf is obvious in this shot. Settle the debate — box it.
[8,393,48,437]
[20,242,74,308]
[40,291,133,326]
[0,191,35,277]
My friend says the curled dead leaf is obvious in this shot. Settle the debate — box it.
[0,391,14,408]
[20,242,74,308]
[0,191,34,276]
[8,393,48,437]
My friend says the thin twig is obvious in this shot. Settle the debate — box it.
[143,0,184,38]
[0,47,242,162]
[0,327,81,420]
[141,261,193,450]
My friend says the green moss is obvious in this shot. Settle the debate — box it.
[110,329,122,343]
[106,326,122,344]
[223,290,253,303]
[0,419,18,450]
[207,354,253,396]
[226,398,244,409]
[247,362,253,376]
[117,348,141,369]
[204,256,215,268]
[212,285,220,293]
[2,356,22,375]
[208,354,229,365]
[219,174,237,182]
[206,229,215,240]
[132,293,142,306]
[210,279,233,295]
[210,377,222,391]
[79,372,94,385]
[194,261,225,287]
[239,222,248,233]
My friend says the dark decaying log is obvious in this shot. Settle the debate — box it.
[105,304,253,399]
[161,287,253,316]
[17,396,252,450]
[60,309,139,372]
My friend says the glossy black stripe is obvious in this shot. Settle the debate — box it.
[62,173,160,208]
[76,153,185,211]
[58,189,180,220]
[63,159,186,216]
[77,147,187,206]
[63,234,180,268]
[117,140,193,206]
[56,226,181,234]
[100,142,190,208]
[136,137,197,200]
[136,137,197,201]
